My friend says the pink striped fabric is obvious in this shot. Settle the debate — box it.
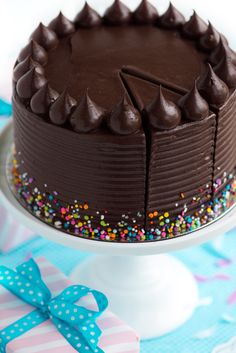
[0,257,140,353]
[0,203,34,253]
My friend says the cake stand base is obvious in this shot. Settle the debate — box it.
[70,254,198,340]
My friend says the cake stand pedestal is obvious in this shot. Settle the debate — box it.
[1,121,236,339]
[71,254,198,339]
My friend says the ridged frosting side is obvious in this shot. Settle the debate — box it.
[146,115,216,228]
[13,96,146,228]
[213,90,236,195]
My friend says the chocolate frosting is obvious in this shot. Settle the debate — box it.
[30,83,59,115]
[30,23,59,50]
[145,86,181,130]
[13,96,146,232]
[199,22,220,51]
[12,5,236,241]
[18,40,48,66]
[103,0,131,25]
[74,2,102,28]
[46,23,207,111]
[158,3,185,29]
[178,82,210,121]
[221,44,236,66]
[108,96,142,135]
[198,63,229,108]
[13,56,44,82]
[214,55,236,89]
[182,11,208,39]
[133,0,159,24]
[70,91,106,133]
[16,68,47,100]
[49,90,77,125]
[48,12,75,37]
[208,37,224,66]
[209,37,236,66]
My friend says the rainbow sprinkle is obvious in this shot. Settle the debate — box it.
[8,155,236,242]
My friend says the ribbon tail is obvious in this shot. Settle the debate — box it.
[0,310,47,353]
[51,317,104,353]
[81,321,102,346]
[0,335,7,353]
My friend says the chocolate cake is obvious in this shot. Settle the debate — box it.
[10,1,236,242]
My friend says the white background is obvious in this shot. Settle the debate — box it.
[0,0,236,100]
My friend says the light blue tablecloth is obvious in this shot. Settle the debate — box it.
[1,105,236,353]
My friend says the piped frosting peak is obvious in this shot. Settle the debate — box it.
[16,68,47,100]
[133,0,159,24]
[30,83,59,115]
[50,90,77,125]
[182,11,208,39]
[103,0,131,25]
[13,56,44,82]
[108,96,142,135]
[70,91,106,133]
[159,2,185,29]
[199,22,220,51]
[30,23,59,50]
[178,82,210,121]
[145,86,181,130]
[209,37,236,66]
[49,12,75,37]
[198,64,229,108]
[74,2,102,28]
[18,40,48,66]
[214,55,236,89]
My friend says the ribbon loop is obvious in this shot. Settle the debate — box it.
[57,285,91,302]
[0,264,50,310]
[0,260,108,353]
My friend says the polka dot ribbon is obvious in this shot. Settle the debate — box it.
[0,259,108,353]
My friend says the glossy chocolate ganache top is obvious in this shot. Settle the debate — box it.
[11,0,236,242]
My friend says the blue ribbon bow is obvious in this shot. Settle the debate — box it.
[0,259,108,353]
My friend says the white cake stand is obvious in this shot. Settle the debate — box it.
[1,121,236,340]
